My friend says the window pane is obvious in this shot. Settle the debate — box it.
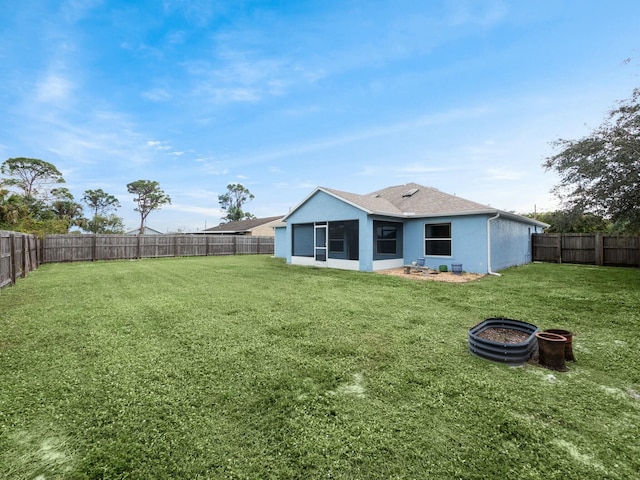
[426,224,450,238]
[315,227,326,247]
[377,240,396,254]
[426,239,451,256]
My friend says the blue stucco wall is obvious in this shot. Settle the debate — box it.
[274,226,287,258]
[285,190,370,267]
[404,215,489,273]
[489,216,542,271]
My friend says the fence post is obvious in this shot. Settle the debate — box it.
[9,234,17,285]
[21,235,27,278]
[233,235,237,255]
[174,235,178,257]
[595,234,604,266]
[556,234,562,263]
[206,235,210,256]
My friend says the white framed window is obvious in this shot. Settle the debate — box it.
[425,223,451,256]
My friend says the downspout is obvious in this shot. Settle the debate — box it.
[487,213,501,276]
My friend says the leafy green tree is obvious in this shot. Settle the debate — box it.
[544,88,640,234]
[0,188,28,227]
[0,157,65,199]
[524,210,611,233]
[82,189,122,234]
[49,188,84,232]
[0,157,71,234]
[218,183,255,223]
[86,214,125,234]
[126,180,171,234]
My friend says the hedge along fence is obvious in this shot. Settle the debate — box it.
[0,230,40,289]
[40,234,275,263]
[0,232,274,291]
[532,233,640,267]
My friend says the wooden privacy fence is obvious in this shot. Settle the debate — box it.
[0,231,39,289]
[41,234,274,263]
[532,233,640,267]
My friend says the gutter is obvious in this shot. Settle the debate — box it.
[487,213,501,276]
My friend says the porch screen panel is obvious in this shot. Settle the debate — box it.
[292,223,314,257]
[328,220,359,260]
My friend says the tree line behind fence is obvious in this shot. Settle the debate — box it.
[1,232,274,290]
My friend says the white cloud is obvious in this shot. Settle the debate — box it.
[142,88,172,101]
[35,73,74,104]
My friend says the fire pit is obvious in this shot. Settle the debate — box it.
[468,318,538,365]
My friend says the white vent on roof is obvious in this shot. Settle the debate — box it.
[402,188,419,197]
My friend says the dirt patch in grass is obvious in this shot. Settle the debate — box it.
[376,267,485,283]
[477,327,530,343]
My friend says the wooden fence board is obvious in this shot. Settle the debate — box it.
[0,230,39,290]
[40,234,274,263]
[533,233,640,267]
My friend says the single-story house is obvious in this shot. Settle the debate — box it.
[274,183,548,274]
[200,216,284,237]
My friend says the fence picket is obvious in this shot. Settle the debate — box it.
[533,233,640,267]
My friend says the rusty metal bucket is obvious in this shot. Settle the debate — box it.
[543,329,575,361]
[536,331,568,372]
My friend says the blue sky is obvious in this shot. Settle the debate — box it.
[1,1,638,232]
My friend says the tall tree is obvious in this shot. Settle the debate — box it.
[544,87,640,233]
[218,183,255,223]
[0,157,65,199]
[0,188,27,227]
[87,214,125,234]
[49,187,85,232]
[126,180,171,234]
[82,189,122,233]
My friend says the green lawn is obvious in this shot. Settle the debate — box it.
[1,256,639,479]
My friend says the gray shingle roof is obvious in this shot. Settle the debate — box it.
[204,215,284,233]
[323,183,493,217]
[285,183,548,227]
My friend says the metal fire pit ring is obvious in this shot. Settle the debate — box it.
[468,318,539,365]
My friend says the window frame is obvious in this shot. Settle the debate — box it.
[425,222,452,257]
[373,220,403,258]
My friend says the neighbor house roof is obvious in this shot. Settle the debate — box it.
[125,226,164,235]
[284,183,548,227]
[203,215,284,234]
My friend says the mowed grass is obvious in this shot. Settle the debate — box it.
[0,256,639,479]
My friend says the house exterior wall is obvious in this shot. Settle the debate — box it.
[274,226,287,258]
[250,220,280,237]
[404,215,489,274]
[489,216,543,271]
[285,191,370,269]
